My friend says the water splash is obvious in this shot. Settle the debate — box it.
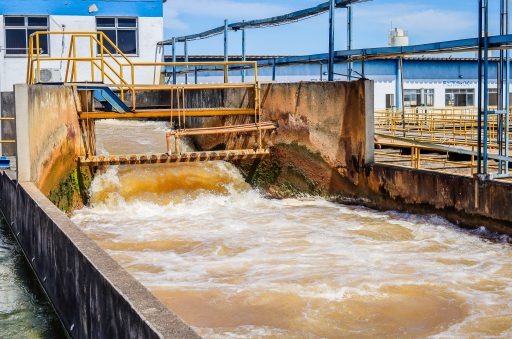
[72,120,512,338]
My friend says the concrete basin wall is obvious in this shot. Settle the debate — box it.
[0,172,199,338]
[181,79,512,234]
[14,85,84,195]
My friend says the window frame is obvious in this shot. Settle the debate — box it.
[4,15,49,57]
[404,88,435,107]
[445,88,475,107]
[96,16,139,56]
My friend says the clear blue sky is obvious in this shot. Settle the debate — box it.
[163,0,501,55]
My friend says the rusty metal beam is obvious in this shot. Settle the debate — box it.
[78,149,270,166]
[79,108,255,119]
[169,122,276,136]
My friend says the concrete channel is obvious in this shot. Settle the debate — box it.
[0,80,511,337]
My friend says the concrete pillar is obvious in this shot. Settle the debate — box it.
[14,84,29,182]
[364,80,375,164]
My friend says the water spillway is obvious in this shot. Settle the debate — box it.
[72,120,512,338]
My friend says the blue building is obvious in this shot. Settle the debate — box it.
[0,0,165,91]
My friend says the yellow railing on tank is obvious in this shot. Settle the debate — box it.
[26,31,260,111]
[375,106,511,151]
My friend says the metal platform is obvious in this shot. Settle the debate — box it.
[78,149,270,166]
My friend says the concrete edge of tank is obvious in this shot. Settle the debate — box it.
[0,171,200,339]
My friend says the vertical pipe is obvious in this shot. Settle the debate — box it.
[477,0,483,174]
[483,0,489,174]
[328,0,335,81]
[395,58,402,109]
[241,22,246,82]
[320,63,323,81]
[224,19,229,83]
[506,0,510,174]
[347,5,353,80]
[184,40,188,85]
[400,57,406,137]
[172,37,176,85]
[272,58,276,81]
[499,0,506,173]
[194,66,198,84]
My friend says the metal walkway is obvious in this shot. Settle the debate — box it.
[78,149,270,166]
[26,31,275,165]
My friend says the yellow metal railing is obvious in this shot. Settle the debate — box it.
[26,31,260,111]
[375,107,510,151]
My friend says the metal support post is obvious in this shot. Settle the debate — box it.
[184,40,189,84]
[477,0,483,174]
[347,5,353,80]
[272,58,276,81]
[506,0,510,175]
[241,22,246,82]
[483,0,489,174]
[395,58,402,109]
[328,0,335,81]
[224,19,229,83]
[172,37,176,85]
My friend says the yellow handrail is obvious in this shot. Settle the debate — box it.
[26,31,259,87]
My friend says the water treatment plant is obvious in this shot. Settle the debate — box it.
[1,0,512,338]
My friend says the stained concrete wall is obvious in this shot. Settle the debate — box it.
[189,80,374,184]
[0,172,199,338]
[15,85,84,195]
[181,79,512,234]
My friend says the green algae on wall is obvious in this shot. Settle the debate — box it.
[47,166,93,214]
[239,143,329,198]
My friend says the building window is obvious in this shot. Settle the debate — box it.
[385,94,395,109]
[4,16,48,55]
[404,89,434,107]
[445,89,475,107]
[96,17,138,55]
[489,88,498,107]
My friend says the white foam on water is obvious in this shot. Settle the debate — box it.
[72,120,512,338]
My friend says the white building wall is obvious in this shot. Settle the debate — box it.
[0,15,163,92]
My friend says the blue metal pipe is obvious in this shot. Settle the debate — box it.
[272,58,276,81]
[347,5,353,80]
[395,59,401,108]
[478,0,483,174]
[328,0,335,81]
[224,19,228,62]
[172,37,176,85]
[241,23,246,82]
[158,0,369,45]
[506,0,510,174]
[484,0,489,174]
[184,40,188,84]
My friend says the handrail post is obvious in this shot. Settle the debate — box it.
[72,36,77,81]
[100,33,105,83]
[36,33,41,83]
[26,35,33,83]
[90,35,95,82]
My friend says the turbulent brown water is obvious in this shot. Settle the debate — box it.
[72,120,512,338]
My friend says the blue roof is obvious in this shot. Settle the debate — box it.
[0,0,163,17]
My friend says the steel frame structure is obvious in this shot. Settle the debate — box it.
[158,0,368,82]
